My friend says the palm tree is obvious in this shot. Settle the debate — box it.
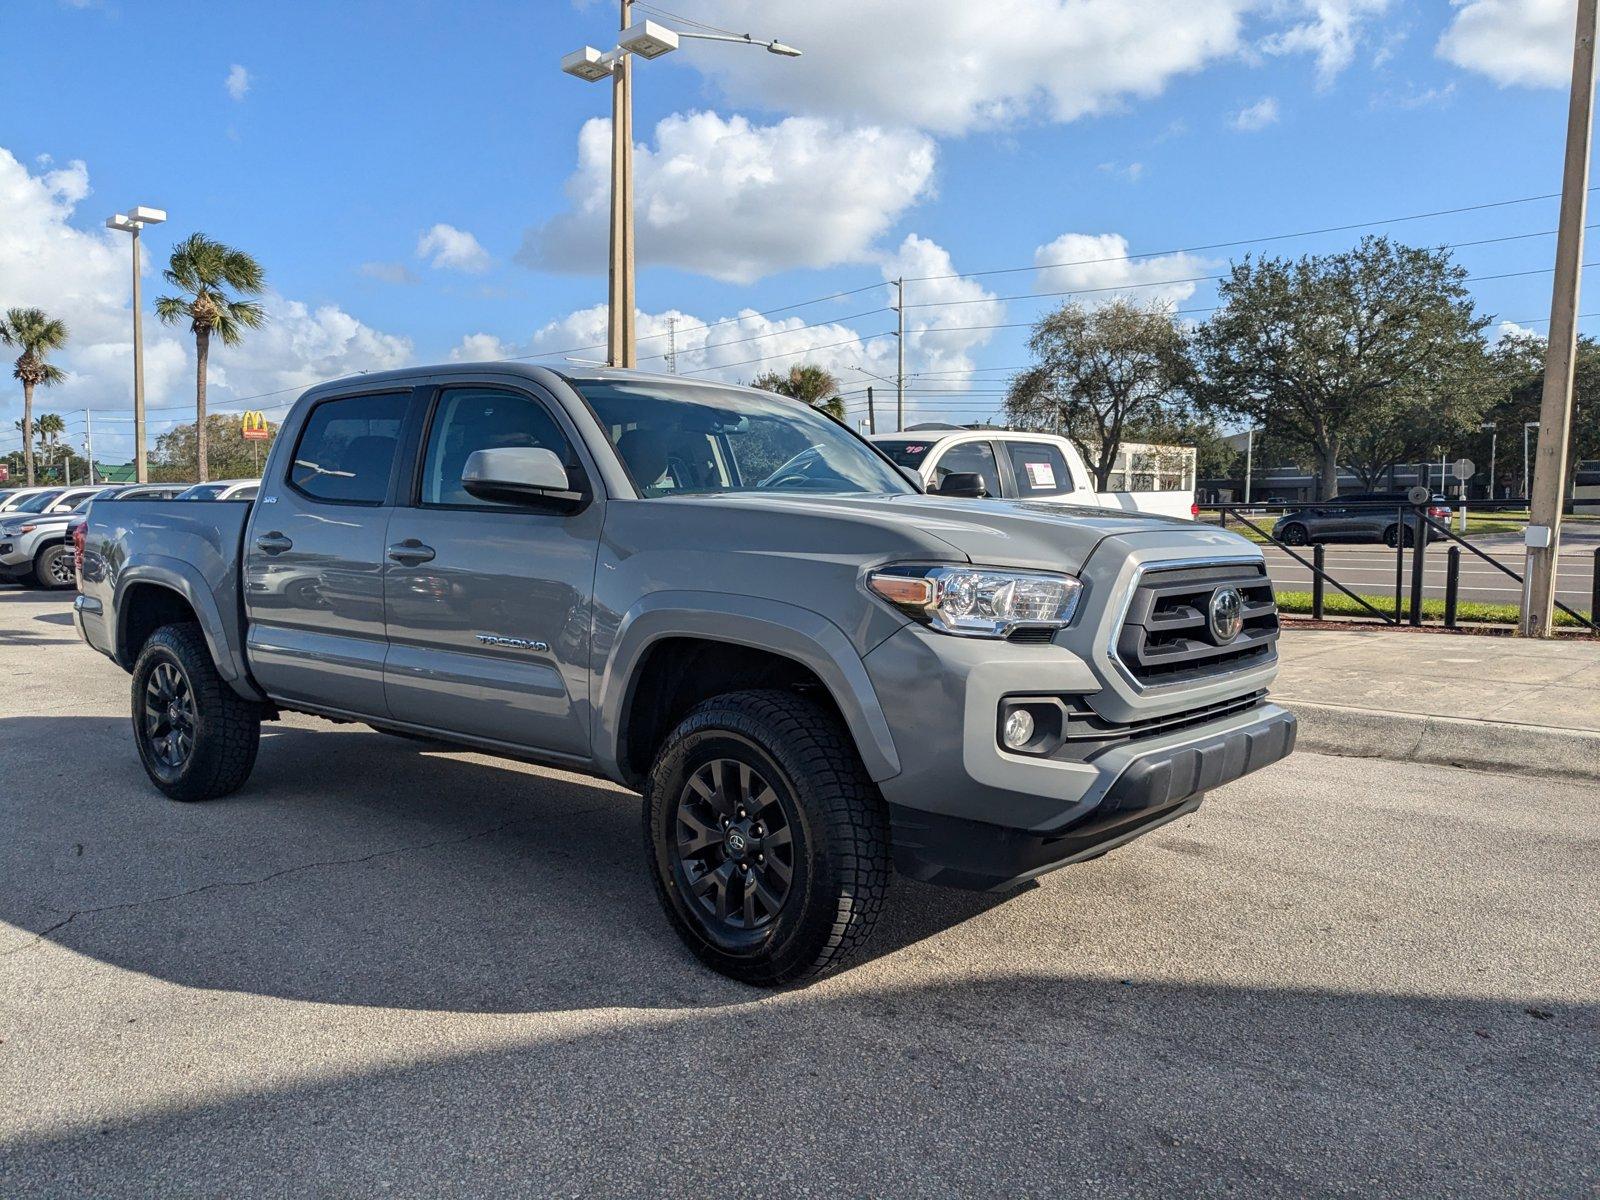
[35,412,65,469]
[750,363,846,420]
[0,308,69,486]
[156,233,266,482]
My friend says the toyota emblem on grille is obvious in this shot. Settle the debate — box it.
[1208,586,1244,644]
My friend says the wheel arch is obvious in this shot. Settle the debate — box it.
[596,593,901,790]
[113,561,264,701]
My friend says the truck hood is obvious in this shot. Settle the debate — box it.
[686,493,1191,574]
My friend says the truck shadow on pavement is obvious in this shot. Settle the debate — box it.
[0,969,1592,1197]
[0,716,1010,1014]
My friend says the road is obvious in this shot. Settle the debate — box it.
[1,584,1596,1198]
[1248,528,1600,612]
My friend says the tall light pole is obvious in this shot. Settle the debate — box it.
[107,206,166,482]
[1524,0,1599,636]
[562,9,800,369]
[1480,421,1497,501]
[1523,420,1541,501]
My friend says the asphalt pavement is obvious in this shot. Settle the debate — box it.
[1,584,1596,1198]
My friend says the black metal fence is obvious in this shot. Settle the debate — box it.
[1198,500,1600,634]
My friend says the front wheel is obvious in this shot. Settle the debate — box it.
[32,543,76,590]
[643,690,890,986]
[1278,523,1309,546]
[131,623,262,801]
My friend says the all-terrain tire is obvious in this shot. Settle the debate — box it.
[643,689,891,987]
[131,623,262,802]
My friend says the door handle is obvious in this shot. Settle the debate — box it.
[387,539,436,565]
[255,532,293,555]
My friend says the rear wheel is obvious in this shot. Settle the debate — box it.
[1383,524,1414,548]
[32,543,76,590]
[131,623,262,801]
[643,689,890,986]
[1279,523,1309,546]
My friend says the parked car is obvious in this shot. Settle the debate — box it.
[0,485,123,588]
[173,479,259,501]
[77,364,1293,985]
[872,430,1198,520]
[1271,493,1449,547]
[0,486,67,515]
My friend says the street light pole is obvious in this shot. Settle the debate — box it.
[608,0,636,368]
[1480,422,1497,501]
[1524,420,1540,502]
[1244,427,1255,505]
[563,14,799,371]
[1524,0,1599,636]
[895,278,905,432]
[107,206,167,482]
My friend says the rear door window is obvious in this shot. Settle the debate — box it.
[288,392,409,504]
[1005,442,1074,498]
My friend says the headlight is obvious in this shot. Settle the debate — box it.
[867,564,1082,638]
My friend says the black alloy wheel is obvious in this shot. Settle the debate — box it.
[1279,523,1309,546]
[672,758,797,934]
[142,660,197,775]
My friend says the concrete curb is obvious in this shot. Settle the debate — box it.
[1280,700,1600,783]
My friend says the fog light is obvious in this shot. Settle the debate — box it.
[1002,708,1035,751]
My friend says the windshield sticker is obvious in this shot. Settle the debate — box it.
[1024,461,1056,489]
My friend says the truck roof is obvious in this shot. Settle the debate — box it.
[298,361,764,403]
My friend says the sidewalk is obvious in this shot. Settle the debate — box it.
[1273,628,1600,780]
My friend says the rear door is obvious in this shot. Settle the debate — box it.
[242,389,410,716]
[381,383,602,759]
[1002,440,1082,502]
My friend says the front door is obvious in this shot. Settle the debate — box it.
[382,384,601,759]
[243,389,410,716]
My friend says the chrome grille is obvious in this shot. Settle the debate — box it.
[1115,562,1279,686]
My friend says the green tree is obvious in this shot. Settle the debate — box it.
[1003,299,1192,489]
[1193,236,1490,500]
[750,364,846,420]
[0,307,69,486]
[151,412,278,483]
[156,233,267,483]
[1481,330,1600,498]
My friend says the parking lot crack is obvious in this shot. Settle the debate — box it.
[2,819,524,959]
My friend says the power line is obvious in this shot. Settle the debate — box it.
[902,189,1600,284]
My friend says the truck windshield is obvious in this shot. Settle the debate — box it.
[578,380,913,499]
[12,490,64,514]
[873,439,937,468]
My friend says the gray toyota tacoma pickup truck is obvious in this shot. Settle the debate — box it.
[76,364,1294,985]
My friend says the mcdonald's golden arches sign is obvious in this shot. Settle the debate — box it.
[240,410,270,441]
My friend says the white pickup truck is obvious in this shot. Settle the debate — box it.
[872,429,1197,521]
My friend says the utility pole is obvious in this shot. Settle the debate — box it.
[1525,0,1598,635]
[866,385,876,435]
[665,316,678,373]
[894,277,905,432]
[84,408,95,485]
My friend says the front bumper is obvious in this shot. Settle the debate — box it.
[888,705,1295,890]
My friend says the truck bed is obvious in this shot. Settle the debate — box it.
[77,498,257,690]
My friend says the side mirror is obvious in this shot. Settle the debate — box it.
[461,447,584,510]
[897,465,925,492]
[936,471,988,498]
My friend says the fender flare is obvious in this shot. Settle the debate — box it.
[114,557,264,701]
[594,591,902,784]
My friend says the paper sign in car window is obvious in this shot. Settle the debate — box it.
[1025,460,1056,489]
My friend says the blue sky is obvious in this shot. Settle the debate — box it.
[0,0,1593,459]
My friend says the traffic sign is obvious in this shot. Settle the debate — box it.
[241,410,270,441]
[1452,458,1475,480]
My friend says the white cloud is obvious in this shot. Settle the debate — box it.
[1495,319,1541,342]
[1260,1,1392,86]
[457,235,1000,424]
[1231,96,1282,130]
[359,260,420,285]
[1097,161,1146,182]
[521,113,936,285]
[683,0,1255,135]
[1031,233,1215,309]
[225,64,251,101]
[416,223,491,273]
[0,145,411,462]
[1438,0,1576,87]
